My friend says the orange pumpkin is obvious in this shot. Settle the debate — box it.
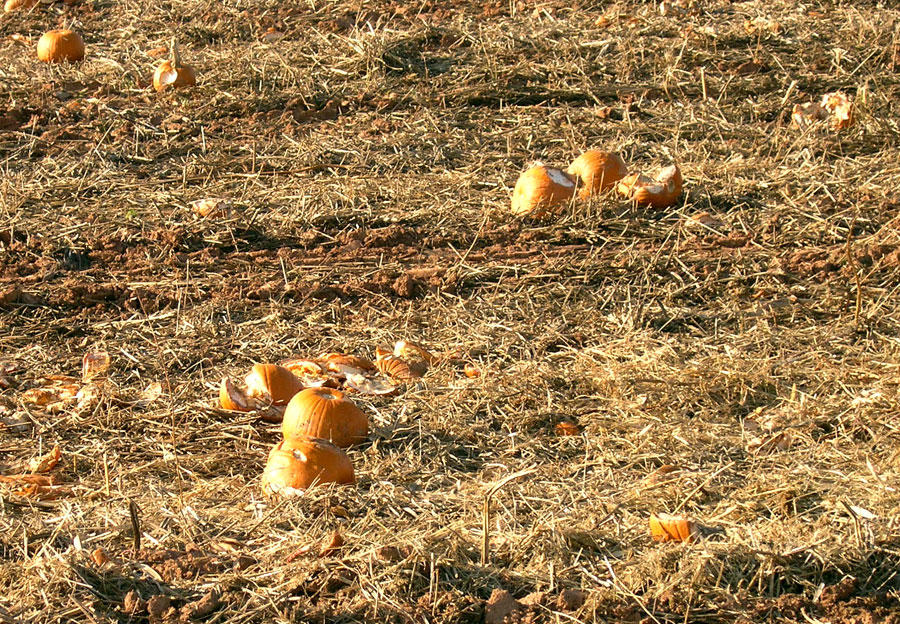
[510,164,577,218]
[617,164,683,209]
[282,387,368,448]
[245,363,304,405]
[649,513,697,542]
[152,40,196,92]
[37,29,85,64]
[261,436,355,495]
[152,60,197,92]
[566,150,628,199]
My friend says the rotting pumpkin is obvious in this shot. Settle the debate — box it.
[244,363,304,405]
[261,435,355,496]
[617,164,683,209]
[152,40,197,92]
[37,29,85,63]
[4,0,36,12]
[282,387,368,448]
[566,150,628,199]
[510,163,577,218]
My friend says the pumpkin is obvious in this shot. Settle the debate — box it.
[566,150,628,199]
[617,164,683,209]
[4,0,36,12]
[37,29,85,64]
[245,363,304,405]
[282,387,368,448]
[510,164,577,218]
[152,40,196,92]
[649,513,697,542]
[261,436,355,495]
[219,377,252,411]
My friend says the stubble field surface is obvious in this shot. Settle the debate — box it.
[2,1,900,622]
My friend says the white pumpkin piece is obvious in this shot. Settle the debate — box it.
[820,91,853,129]
[343,373,399,396]
[791,101,828,127]
[82,351,110,382]
[393,340,439,365]
[132,382,163,408]
[189,198,232,218]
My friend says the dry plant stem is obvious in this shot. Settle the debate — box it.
[171,37,180,69]
[480,467,537,566]
[129,500,141,555]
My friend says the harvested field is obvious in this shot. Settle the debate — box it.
[2,0,900,622]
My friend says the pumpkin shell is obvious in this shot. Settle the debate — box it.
[282,387,368,448]
[649,512,697,542]
[152,60,197,92]
[219,377,251,411]
[566,150,628,199]
[37,29,85,63]
[617,164,683,209]
[245,363,304,405]
[510,164,577,218]
[376,354,420,380]
[261,436,355,495]
[4,0,36,12]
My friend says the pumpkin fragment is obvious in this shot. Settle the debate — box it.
[617,164,683,209]
[152,40,197,92]
[219,377,252,412]
[245,363,304,405]
[649,513,698,542]
[375,354,420,381]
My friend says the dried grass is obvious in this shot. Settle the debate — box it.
[2,0,900,622]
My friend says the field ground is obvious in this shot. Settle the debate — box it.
[2,0,900,622]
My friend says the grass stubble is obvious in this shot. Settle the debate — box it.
[2,0,900,622]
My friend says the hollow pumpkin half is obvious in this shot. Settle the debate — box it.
[617,164,683,209]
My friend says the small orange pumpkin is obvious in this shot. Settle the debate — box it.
[37,29,85,64]
[617,164,683,209]
[152,40,196,92]
[261,436,355,495]
[282,387,368,448]
[566,150,628,199]
[649,513,697,542]
[510,163,577,218]
[245,363,304,405]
